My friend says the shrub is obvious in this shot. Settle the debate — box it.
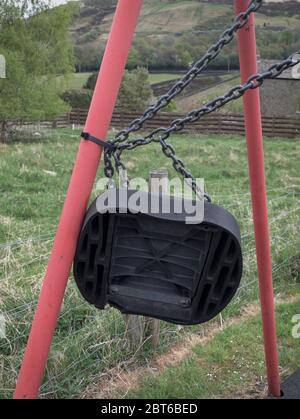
[84,72,98,90]
[83,68,153,112]
[61,89,92,109]
[117,68,153,111]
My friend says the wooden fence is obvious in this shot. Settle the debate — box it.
[9,111,300,139]
[10,114,70,130]
[68,109,300,139]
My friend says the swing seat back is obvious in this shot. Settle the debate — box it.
[74,190,242,325]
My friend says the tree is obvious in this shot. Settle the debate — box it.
[61,89,92,109]
[126,47,143,70]
[117,68,153,111]
[75,44,103,72]
[83,68,153,111]
[0,0,76,142]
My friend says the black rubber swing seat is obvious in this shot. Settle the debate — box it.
[74,190,243,325]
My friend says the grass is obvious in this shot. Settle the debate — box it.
[125,299,300,399]
[71,0,300,43]
[148,73,182,84]
[55,72,182,94]
[0,129,299,399]
[255,12,300,30]
[177,74,242,113]
[56,72,93,91]
[136,1,229,34]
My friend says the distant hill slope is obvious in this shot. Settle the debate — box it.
[66,0,300,71]
[72,0,300,40]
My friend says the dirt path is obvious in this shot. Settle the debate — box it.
[79,296,299,399]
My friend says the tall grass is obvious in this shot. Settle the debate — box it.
[0,129,299,398]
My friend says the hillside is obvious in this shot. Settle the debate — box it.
[68,0,300,71]
[72,1,300,40]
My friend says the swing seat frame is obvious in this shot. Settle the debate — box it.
[74,190,243,325]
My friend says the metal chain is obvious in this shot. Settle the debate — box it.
[105,54,300,201]
[102,1,300,203]
[112,0,263,145]
[103,0,263,188]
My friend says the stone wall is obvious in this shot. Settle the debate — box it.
[260,79,300,117]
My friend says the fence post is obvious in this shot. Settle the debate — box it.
[67,111,71,128]
[147,170,168,348]
[124,170,167,349]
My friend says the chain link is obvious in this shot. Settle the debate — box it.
[102,1,299,202]
[103,0,263,187]
[111,0,263,146]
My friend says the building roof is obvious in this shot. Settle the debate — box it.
[259,58,300,80]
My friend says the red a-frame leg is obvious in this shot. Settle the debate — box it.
[235,0,281,398]
[14,0,143,399]
[14,0,281,400]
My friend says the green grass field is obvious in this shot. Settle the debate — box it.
[0,129,299,399]
[80,0,300,39]
[55,72,93,91]
[125,299,300,399]
[56,72,182,93]
[177,74,242,113]
[148,73,182,84]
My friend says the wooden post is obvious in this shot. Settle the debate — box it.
[147,170,169,348]
[125,170,168,349]
[124,314,145,347]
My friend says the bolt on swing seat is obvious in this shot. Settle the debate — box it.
[74,189,242,325]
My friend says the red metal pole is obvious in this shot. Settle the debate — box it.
[235,0,281,397]
[14,0,143,399]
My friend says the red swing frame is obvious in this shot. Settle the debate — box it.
[13,0,281,399]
